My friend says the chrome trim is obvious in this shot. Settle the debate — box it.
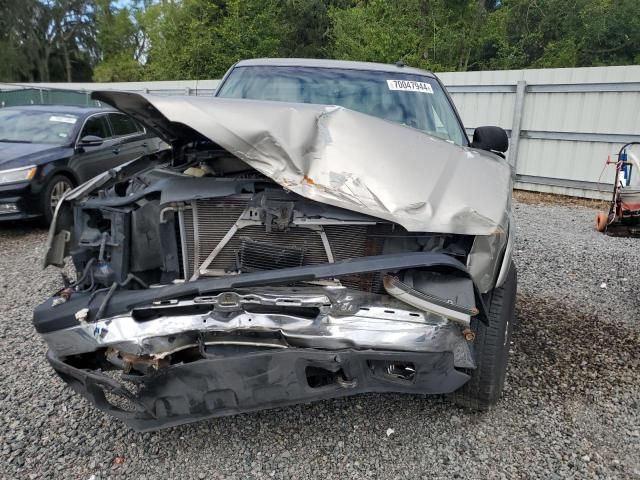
[202,341,287,349]
[41,288,475,369]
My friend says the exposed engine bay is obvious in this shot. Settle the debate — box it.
[61,154,476,290]
[34,89,514,431]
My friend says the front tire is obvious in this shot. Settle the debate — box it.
[41,175,74,225]
[453,260,517,410]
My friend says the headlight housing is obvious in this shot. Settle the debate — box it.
[466,228,509,294]
[0,165,37,185]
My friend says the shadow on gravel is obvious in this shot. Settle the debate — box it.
[511,292,639,398]
[134,292,640,439]
[0,218,48,235]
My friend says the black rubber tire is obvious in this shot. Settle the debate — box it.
[41,175,74,225]
[452,260,517,410]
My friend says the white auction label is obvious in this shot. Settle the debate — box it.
[386,79,433,93]
[49,115,77,124]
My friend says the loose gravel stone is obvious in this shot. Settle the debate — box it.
[0,201,638,479]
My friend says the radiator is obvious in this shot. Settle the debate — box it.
[177,198,386,292]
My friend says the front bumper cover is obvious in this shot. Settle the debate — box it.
[48,348,469,432]
[0,181,42,220]
[37,253,481,430]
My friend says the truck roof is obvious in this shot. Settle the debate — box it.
[235,58,436,77]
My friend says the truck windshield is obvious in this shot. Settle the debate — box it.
[216,65,466,145]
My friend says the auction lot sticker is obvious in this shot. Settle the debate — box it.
[49,115,77,124]
[386,79,433,93]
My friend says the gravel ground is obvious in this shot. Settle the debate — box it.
[0,201,638,479]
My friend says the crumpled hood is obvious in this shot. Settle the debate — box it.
[93,91,512,235]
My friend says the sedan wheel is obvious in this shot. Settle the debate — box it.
[50,180,72,213]
[42,175,74,225]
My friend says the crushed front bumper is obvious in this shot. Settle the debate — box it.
[41,286,477,431]
[36,254,482,431]
[48,347,470,431]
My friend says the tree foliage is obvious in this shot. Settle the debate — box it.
[92,0,145,81]
[142,0,287,80]
[1,0,639,83]
[1,0,95,82]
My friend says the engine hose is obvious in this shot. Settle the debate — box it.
[94,273,150,321]
[71,258,96,288]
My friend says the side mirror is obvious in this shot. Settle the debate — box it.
[471,126,508,154]
[79,135,104,147]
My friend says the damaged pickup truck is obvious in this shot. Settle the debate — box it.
[34,59,516,431]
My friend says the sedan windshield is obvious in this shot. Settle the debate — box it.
[0,109,79,145]
[216,65,466,145]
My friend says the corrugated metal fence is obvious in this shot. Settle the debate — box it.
[0,80,219,104]
[438,66,640,199]
[0,88,99,107]
[3,67,640,198]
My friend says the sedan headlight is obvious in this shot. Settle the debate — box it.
[0,165,37,185]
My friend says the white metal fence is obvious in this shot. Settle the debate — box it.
[4,66,640,199]
[0,80,220,97]
[438,66,640,199]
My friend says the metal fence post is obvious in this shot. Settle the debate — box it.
[507,80,527,172]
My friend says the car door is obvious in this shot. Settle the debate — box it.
[70,113,121,182]
[106,113,152,163]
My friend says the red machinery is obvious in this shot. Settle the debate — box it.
[596,143,640,237]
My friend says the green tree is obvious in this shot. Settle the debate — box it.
[330,0,427,67]
[142,0,286,80]
[576,0,640,66]
[93,0,144,81]
[0,0,39,81]
[38,0,96,82]
[1,0,95,82]
[476,0,640,69]
[279,0,351,58]
[2,0,640,83]
[330,0,492,72]
[212,0,286,73]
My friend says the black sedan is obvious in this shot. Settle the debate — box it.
[0,104,164,223]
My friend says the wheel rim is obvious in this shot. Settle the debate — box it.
[50,180,71,213]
